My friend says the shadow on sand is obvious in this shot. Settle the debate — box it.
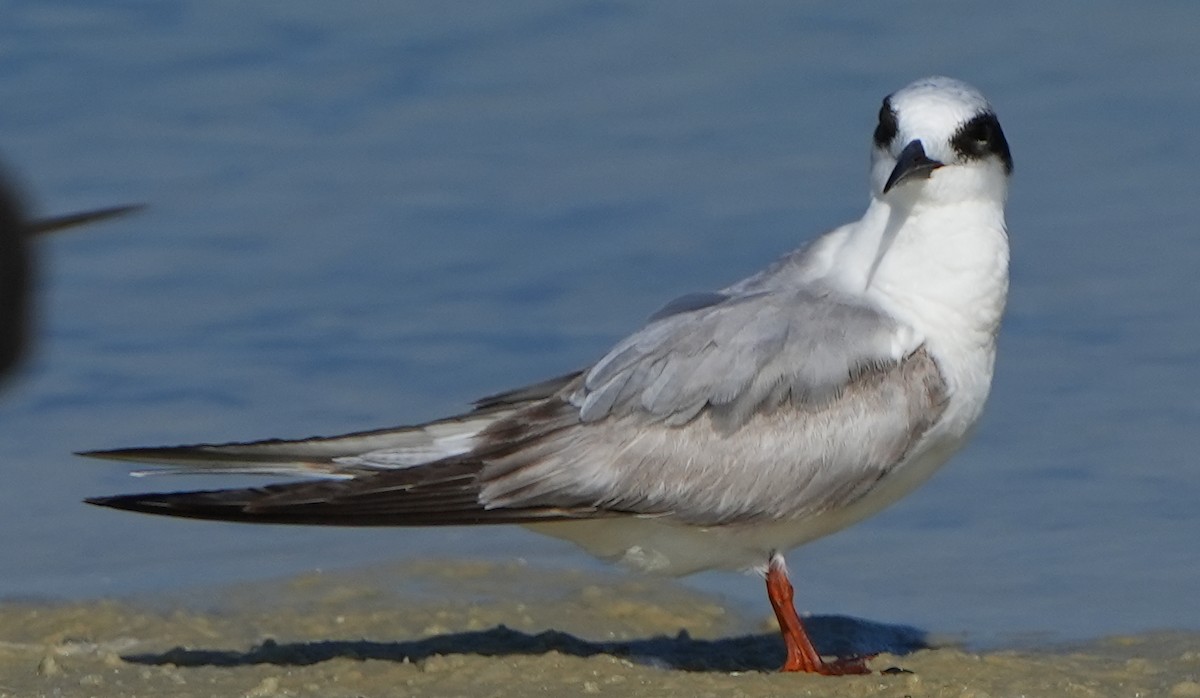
[122,615,930,673]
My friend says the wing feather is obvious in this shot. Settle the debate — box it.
[477,346,948,525]
[81,372,580,478]
[576,284,921,429]
[85,241,947,531]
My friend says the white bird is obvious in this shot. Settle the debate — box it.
[84,76,1012,675]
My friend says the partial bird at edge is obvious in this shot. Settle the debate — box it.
[0,163,143,381]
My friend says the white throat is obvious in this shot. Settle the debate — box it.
[829,194,1009,368]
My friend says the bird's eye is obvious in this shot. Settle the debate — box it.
[873,99,898,148]
[966,120,992,145]
[950,112,1014,173]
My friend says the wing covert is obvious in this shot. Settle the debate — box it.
[574,285,922,428]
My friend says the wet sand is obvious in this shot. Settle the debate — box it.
[2,560,1198,698]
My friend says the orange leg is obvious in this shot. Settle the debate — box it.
[765,554,871,675]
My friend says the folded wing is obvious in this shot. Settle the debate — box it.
[86,282,947,528]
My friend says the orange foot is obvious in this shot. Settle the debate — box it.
[766,554,875,676]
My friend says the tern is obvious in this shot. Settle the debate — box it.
[84,76,1012,675]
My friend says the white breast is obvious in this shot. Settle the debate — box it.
[526,199,1010,577]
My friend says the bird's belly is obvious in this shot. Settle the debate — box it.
[524,424,971,577]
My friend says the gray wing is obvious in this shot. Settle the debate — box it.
[86,255,947,528]
[575,283,921,429]
[89,343,947,529]
[462,285,947,524]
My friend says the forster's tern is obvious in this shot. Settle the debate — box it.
[84,76,1012,675]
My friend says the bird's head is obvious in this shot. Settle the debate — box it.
[870,76,1013,206]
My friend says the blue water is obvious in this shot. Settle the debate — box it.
[1,1,1197,645]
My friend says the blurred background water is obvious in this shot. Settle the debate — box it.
[0,0,1197,646]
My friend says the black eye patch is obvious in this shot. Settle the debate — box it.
[951,112,1013,173]
[873,98,898,149]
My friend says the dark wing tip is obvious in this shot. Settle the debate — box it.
[76,448,137,460]
[84,487,315,524]
[76,445,201,462]
[84,493,148,510]
[84,491,224,519]
[82,478,602,527]
[76,441,314,465]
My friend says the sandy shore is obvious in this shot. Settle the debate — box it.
[1,560,1197,698]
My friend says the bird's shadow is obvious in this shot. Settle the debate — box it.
[122,615,930,673]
